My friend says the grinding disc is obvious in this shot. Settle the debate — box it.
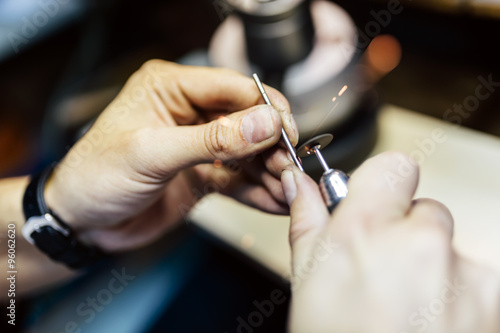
[297,134,334,158]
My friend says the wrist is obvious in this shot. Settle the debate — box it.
[44,165,85,230]
[44,164,102,248]
[22,165,104,268]
[0,176,29,230]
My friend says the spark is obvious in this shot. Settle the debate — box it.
[241,234,255,249]
[338,85,348,96]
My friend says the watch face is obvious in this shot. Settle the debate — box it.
[22,213,69,244]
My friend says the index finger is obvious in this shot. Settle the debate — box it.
[146,60,299,146]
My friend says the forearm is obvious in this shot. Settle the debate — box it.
[0,176,77,298]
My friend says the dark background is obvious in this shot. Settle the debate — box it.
[1,1,499,331]
[1,0,500,178]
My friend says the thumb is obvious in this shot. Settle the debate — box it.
[282,167,330,268]
[140,104,284,173]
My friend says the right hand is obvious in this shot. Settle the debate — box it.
[282,151,500,333]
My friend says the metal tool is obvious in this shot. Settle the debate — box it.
[297,134,349,212]
[252,73,304,172]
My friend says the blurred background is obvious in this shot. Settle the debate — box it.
[1,0,500,332]
[1,0,500,178]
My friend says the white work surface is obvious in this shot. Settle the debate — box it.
[190,105,500,278]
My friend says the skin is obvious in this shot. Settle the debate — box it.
[0,61,498,331]
[282,152,500,332]
[0,60,297,294]
[43,61,299,250]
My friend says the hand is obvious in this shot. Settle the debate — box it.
[282,152,500,333]
[44,61,298,252]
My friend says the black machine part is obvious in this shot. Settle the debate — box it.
[231,0,314,72]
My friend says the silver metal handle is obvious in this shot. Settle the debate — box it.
[320,169,349,213]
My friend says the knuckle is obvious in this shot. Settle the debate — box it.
[289,218,315,245]
[126,128,159,165]
[413,199,454,234]
[409,224,452,258]
[140,59,168,73]
[267,89,289,110]
[128,128,150,154]
[204,121,231,158]
[131,59,172,83]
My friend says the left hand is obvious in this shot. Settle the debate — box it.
[45,61,298,251]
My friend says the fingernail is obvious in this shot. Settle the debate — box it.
[242,106,275,143]
[281,169,297,206]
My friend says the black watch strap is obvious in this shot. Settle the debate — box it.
[22,165,102,269]
[23,164,55,220]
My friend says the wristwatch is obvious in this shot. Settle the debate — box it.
[22,164,102,269]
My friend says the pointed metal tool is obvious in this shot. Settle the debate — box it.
[252,73,304,172]
[297,134,349,212]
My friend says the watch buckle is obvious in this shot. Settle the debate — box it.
[22,213,70,245]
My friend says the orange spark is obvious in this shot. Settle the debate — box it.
[338,85,348,96]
